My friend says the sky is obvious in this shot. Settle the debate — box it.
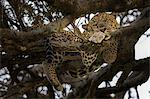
[135,29,150,60]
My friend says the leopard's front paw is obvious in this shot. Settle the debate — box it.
[88,31,105,43]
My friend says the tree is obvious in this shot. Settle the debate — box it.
[0,0,149,99]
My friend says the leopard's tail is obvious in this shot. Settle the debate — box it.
[43,38,63,91]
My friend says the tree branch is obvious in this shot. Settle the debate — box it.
[47,0,149,16]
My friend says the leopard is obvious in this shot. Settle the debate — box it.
[42,12,120,91]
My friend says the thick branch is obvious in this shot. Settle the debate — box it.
[47,0,149,16]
